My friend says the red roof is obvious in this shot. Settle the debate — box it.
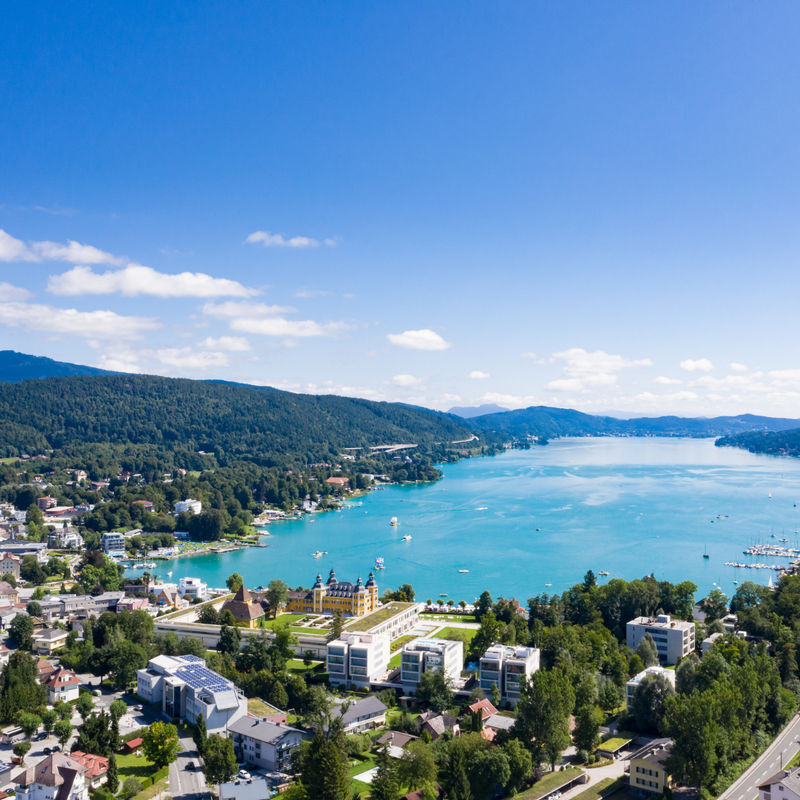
[124,738,143,752]
[468,699,498,719]
[44,667,81,689]
[69,752,109,780]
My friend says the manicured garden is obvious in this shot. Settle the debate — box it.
[345,602,416,632]
[434,627,478,645]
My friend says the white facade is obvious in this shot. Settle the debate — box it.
[326,631,390,688]
[226,717,307,772]
[479,644,540,705]
[137,654,247,734]
[14,754,90,800]
[100,532,126,557]
[626,615,695,664]
[626,666,677,709]
[400,638,463,694]
[759,768,800,800]
[178,577,208,601]
[175,499,202,515]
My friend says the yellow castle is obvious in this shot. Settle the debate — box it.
[286,568,379,618]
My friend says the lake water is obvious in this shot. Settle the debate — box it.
[133,438,800,604]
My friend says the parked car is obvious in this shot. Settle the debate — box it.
[33,732,48,741]
[238,770,250,780]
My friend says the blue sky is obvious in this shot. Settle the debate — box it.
[2,2,800,417]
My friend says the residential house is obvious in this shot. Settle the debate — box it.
[35,592,123,621]
[628,739,675,798]
[47,528,84,549]
[31,628,69,655]
[759,768,800,800]
[13,752,90,800]
[219,779,273,800]
[116,597,150,613]
[68,753,108,789]
[132,500,155,514]
[702,632,724,655]
[225,718,308,772]
[0,582,19,604]
[626,615,695,664]
[626,666,677,710]
[418,711,460,741]
[400,638,463,695]
[376,731,420,750]
[0,607,17,633]
[0,641,13,669]
[331,696,388,734]
[137,654,248,734]
[36,497,57,511]
[153,586,184,610]
[43,667,82,703]
[178,577,207,602]
[326,631,390,688]
[174,499,202,515]
[37,659,56,681]
[404,784,445,800]
[100,532,126,557]
[479,644,540,706]
[0,554,20,581]
[466,699,498,721]
[221,585,265,628]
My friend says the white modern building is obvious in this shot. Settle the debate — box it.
[400,638,463,694]
[137,654,247,734]
[175,499,202,515]
[13,753,90,800]
[226,717,307,772]
[178,577,208,602]
[479,644,540,705]
[326,631,390,688]
[626,666,677,710]
[100,532,126,557]
[626,614,695,664]
[47,528,84,549]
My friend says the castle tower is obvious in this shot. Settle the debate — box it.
[312,572,325,614]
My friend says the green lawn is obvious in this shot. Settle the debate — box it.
[248,697,282,717]
[345,602,417,632]
[116,751,157,781]
[260,614,308,629]
[598,731,636,752]
[390,634,416,653]
[572,778,624,800]
[287,658,324,675]
[517,768,584,800]
[388,651,402,669]
[348,753,378,797]
[433,627,478,645]
[0,457,19,465]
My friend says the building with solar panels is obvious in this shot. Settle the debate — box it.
[137,654,247,734]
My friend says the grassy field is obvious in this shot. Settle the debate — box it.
[116,751,157,781]
[260,613,307,629]
[571,778,625,800]
[388,651,402,669]
[0,457,19,465]
[390,634,416,652]
[248,697,282,717]
[434,626,478,645]
[517,768,584,800]
[287,658,324,675]
[349,753,378,796]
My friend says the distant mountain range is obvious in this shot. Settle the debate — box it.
[0,350,119,381]
[448,403,510,418]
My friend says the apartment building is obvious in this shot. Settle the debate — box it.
[100,532,126,557]
[175,499,202,515]
[178,577,208,602]
[136,654,247,733]
[0,542,48,564]
[626,666,677,710]
[326,632,390,689]
[400,638,463,694]
[479,644,540,705]
[226,717,307,772]
[13,753,90,800]
[35,592,124,620]
[626,614,695,664]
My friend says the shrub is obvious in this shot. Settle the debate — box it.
[121,778,143,800]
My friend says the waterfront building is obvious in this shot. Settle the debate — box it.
[626,614,695,664]
[100,532,126,557]
[626,666,677,710]
[285,569,379,618]
[178,576,208,601]
[137,654,247,734]
[225,717,307,772]
[400,638,463,694]
[175,499,202,515]
[326,631,390,688]
[627,739,675,798]
[478,644,540,706]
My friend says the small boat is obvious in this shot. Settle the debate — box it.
[599,570,609,576]
[402,535,412,541]
[769,493,772,499]
[440,593,448,597]
[545,583,552,587]
[375,557,385,570]
[390,517,398,526]
[535,528,540,531]
[311,551,324,558]
[476,507,488,511]
[459,569,469,573]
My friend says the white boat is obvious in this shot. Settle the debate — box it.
[459,569,469,573]
[390,517,398,525]
[402,534,412,541]
[311,551,324,558]
[476,507,488,511]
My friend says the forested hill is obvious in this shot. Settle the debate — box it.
[0,350,119,381]
[465,406,800,440]
[716,428,800,458]
[0,374,477,464]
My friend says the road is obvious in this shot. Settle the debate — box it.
[719,713,800,800]
[169,729,207,800]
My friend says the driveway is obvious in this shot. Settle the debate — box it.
[169,729,207,800]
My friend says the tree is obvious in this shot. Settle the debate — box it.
[636,633,659,668]
[490,681,502,710]
[573,704,602,753]
[9,614,35,650]
[121,778,143,800]
[55,701,72,720]
[583,570,597,590]
[503,739,533,795]
[106,753,119,794]
[270,681,289,710]
[331,608,344,639]
[110,640,148,690]
[193,712,207,757]
[472,611,504,658]
[41,709,58,733]
[266,579,289,618]
[598,680,623,713]
[13,741,32,762]
[476,590,493,619]
[54,719,73,747]
[188,509,226,542]
[631,673,675,733]
[75,711,115,757]
[226,572,244,593]
[18,712,42,738]
[76,692,94,717]
[702,588,729,622]
[202,734,239,786]
[109,699,128,721]
[142,721,180,770]
[417,670,454,714]
[369,744,401,800]
[676,653,700,695]
[26,601,42,618]
[398,741,437,791]
[218,624,242,657]
[198,606,220,625]
[0,651,47,723]
[302,650,314,667]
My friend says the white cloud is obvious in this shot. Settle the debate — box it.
[47,265,259,298]
[0,282,32,301]
[680,358,714,372]
[246,231,334,249]
[202,300,348,338]
[294,289,334,298]
[0,229,127,265]
[0,301,160,339]
[730,363,748,372]
[387,329,452,351]
[521,352,537,359]
[475,392,539,409]
[467,371,490,379]
[554,348,653,376]
[654,376,682,385]
[197,336,252,352]
[155,348,230,370]
[688,373,767,391]
[390,374,424,387]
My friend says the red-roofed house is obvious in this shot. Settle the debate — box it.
[325,477,350,489]
[467,699,498,720]
[69,752,109,788]
[123,737,143,754]
[43,667,82,703]
[13,752,89,800]
[37,658,56,680]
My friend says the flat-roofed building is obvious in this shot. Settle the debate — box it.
[100,532,126,557]
[400,638,463,694]
[626,614,695,664]
[479,644,540,706]
[326,631,389,688]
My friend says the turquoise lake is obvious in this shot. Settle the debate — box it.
[134,437,800,604]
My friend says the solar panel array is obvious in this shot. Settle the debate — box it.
[176,664,232,694]
[179,655,204,663]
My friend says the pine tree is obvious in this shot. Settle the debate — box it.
[270,680,289,710]
[490,681,502,709]
[193,712,207,757]
[368,745,401,800]
[106,753,119,794]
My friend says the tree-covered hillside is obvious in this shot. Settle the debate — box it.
[716,428,800,457]
[0,350,118,382]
